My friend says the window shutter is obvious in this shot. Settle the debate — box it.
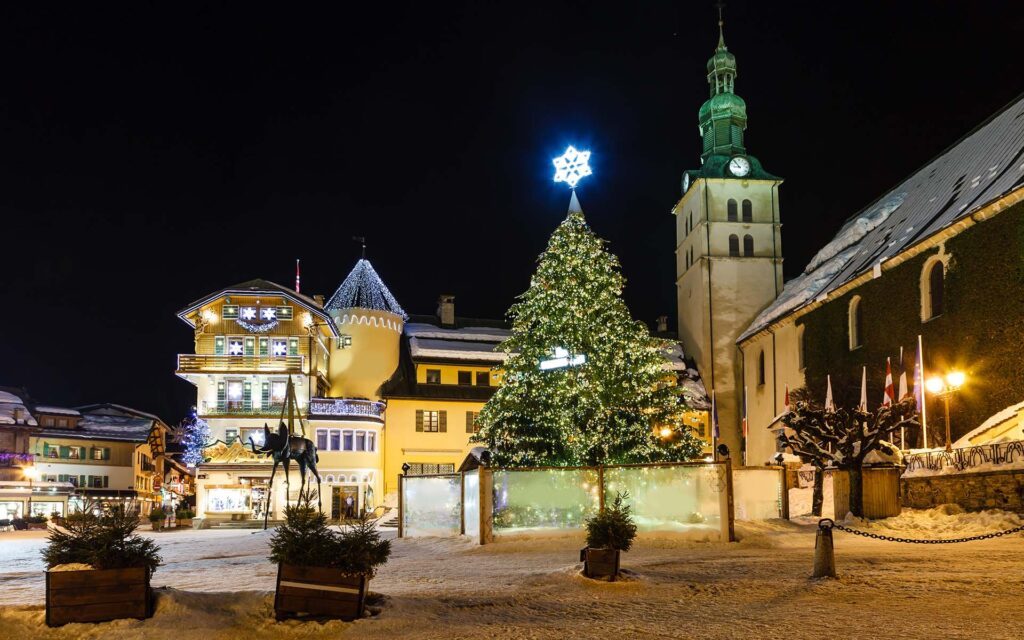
[104,447,111,461]
[439,411,447,433]
[415,410,424,432]
[466,411,474,433]
[103,476,109,488]
[214,337,225,355]
[289,338,299,356]
[244,337,255,356]
[259,338,268,356]
[243,380,252,411]
[217,381,226,410]
[43,443,50,457]
[60,445,69,458]
[262,382,270,408]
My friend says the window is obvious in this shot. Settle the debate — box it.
[466,411,481,433]
[742,199,753,222]
[288,338,299,356]
[48,446,58,459]
[244,337,255,356]
[258,337,268,356]
[727,199,738,222]
[922,258,945,321]
[227,338,244,356]
[57,418,68,428]
[316,429,328,450]
[337,335,353,349]
[405,463,455,476]
[214,336,225,355]
[343,430,354,450]
[757,350,766,386]
[330,430,341,450]
[425,369,441,384]
[743,234,754,256]
[271,338,288,357]
[241,428,264,446]
[355,431,366,451]
[848,296,863,350]
[416,410,446,433]
[367,431,376,452]
[270,380,287,406]
[91,447,109,461]
[476,371,490,386]
[728,234,740,257]
[457,371,472,386]
[68,446,81,460]
[224,428,238,444]
[325,475,335,483]
[227,380,244,410]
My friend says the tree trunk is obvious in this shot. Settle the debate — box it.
[848,467,864,518]
[811,465,825,517]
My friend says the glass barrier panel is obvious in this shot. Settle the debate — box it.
[402,475,462,537]
[463,469,480,539]
[733,468,784,520]
[492,468,600,534]
[603,464,728,539]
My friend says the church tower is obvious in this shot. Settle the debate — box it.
[674,9,783,462]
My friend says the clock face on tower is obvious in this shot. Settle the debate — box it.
[682,173,691,194]
[728,156,751,177]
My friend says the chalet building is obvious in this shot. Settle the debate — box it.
[735,95,1024,463]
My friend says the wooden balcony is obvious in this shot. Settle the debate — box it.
[176,354,305,375]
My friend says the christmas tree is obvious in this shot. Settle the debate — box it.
[475,192,702,466]
[176,407,211,468]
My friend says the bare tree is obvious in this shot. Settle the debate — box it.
[780,397,918,518]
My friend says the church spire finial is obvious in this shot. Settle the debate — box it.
[715,1,726,50]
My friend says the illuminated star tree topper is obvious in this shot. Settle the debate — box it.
[552,145,592,189]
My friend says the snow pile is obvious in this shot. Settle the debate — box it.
[48,563,94,572]
[846,504,1024,539]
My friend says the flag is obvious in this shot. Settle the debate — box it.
[295,258,301,293]
[784,383,790,413]
[882,357,895,406]
[898,347,909,401]
[711,390,720,439]
[742,386,749,439]
[825,375,835,412]
[859,366,868,411]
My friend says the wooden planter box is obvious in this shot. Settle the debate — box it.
[46,566,153,627]
[274,564,369,621]
[831,466,902,519]
[177,518,194,528]
[580,547,621,581]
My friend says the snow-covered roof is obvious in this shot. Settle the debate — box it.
[740,94,1024,342]
[325,259,407,319]
[0,390,37,427]
[409,337,509,363]
[34,405,82,416]
[953,400,1024,447]
[39,414,153,442]
[405,323,511,343]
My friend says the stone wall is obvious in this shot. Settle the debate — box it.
[901,469,1024,513]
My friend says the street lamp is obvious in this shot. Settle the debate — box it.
[926,371,966,453]
[22,466,40,518]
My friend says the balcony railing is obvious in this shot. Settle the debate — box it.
[199,405,290,417]
[176,354,304,374]
[308,398,386,422]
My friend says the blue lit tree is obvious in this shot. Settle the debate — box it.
[176,407,211,468]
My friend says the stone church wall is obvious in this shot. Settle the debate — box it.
[901,469,1024,514]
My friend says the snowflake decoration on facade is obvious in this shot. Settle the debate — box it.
[228,340,244,355]
[236,318,279,333]
[260,307,276,320]
[240,307,257,320]
[552,145,592,189]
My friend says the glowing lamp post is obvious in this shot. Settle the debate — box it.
[925,371,966,452]
[22,466,40,518]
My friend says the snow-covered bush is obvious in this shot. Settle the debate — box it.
[42,503,162,574]
[585,492,637,552]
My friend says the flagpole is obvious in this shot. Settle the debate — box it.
[711,390,719,462]
[918,334,929,448]
[898,348,906,448]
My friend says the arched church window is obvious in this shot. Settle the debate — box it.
[848,296,864,350]
[922,259,945,321]
[743,234,754,256]
[757,350,766,386]
[742,200,753,222]
[727,199,738,222]
[728,234,740,256]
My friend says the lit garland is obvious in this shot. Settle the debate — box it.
[0,451,34,465]
[473,195,702,467]
[235,317,279,333]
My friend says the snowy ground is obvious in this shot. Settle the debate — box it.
[2,495,1023,639]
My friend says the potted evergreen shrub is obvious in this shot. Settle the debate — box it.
[175,508,195,528]
[580,492,637,581]
[148,507,165,531]
[26,515,49,530]
[270,491,391,621]
[42,503,161,626]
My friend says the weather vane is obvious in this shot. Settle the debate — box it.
[552,145,592,189]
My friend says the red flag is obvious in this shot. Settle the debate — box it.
[883,357,895,406]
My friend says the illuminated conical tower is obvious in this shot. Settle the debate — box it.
[324,259,406,399]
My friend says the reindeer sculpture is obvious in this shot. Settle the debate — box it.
[249,421,322,530]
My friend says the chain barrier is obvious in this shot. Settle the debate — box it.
[818,518,1024,544]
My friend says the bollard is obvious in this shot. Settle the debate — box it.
[813,518,837,578]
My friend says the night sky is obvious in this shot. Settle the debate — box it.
[1,2,1020,423]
